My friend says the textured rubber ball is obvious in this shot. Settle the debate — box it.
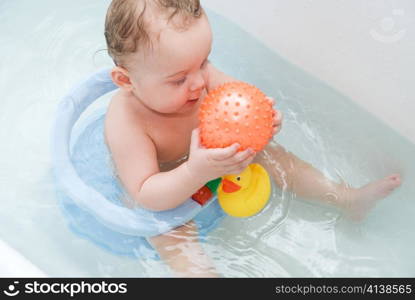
[199,82,275,152]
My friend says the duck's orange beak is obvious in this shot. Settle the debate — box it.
[221,179,241,193]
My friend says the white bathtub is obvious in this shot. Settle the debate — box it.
[0,0,413,277]
[205,0,415,143]
[0,241,46,277]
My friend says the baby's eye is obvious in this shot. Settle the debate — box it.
[172,77,186,86]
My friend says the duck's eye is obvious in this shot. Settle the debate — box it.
[236,177,241,181]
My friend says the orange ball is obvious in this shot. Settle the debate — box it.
[199,82,275,152]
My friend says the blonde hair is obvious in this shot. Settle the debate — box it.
[104,0,203,66]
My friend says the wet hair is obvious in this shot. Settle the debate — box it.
[104,0,203,66]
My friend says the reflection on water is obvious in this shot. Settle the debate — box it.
[0,0,413,277]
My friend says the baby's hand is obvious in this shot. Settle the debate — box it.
[266,96,283,138]
[185,128,256,183]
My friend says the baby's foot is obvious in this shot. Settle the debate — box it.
[344,174,401,221]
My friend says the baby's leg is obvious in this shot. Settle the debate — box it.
[147,221,219,277]
[255,143,401,221]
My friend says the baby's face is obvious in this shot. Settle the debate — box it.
[128,13,212,115]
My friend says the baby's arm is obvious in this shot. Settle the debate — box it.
[106,116,203,211]
[105,115,255,212]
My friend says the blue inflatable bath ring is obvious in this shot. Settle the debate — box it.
[51,69,225,259]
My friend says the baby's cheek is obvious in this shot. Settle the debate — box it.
[175,91,189,106]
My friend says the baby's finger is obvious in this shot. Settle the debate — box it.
[227,153,256,174]
[208,143,240,161]
[273,124,282,135]
[265,96,276,105]
[189,128,201,151]
[273,110,282,123]
[272,111,283,133]
[238,152,256,169]
[222,148,254,167]
[277,110,283,122]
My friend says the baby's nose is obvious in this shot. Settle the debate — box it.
[190,72,206,92]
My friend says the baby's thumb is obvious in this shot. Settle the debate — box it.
[190,128,201,151]
[266,96,275,105]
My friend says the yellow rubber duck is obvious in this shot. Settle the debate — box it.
[217,163,271,218]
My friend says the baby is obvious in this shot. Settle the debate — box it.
[103,0,401,277]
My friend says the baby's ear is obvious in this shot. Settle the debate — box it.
[110,66,132,90]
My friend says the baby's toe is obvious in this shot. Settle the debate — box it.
[385,174,401,189]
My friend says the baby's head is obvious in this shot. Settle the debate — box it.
[105,0,212,115]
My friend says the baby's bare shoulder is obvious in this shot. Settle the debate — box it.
[104,90,152,153]
[104,91,159,198]
[105,91,144,135]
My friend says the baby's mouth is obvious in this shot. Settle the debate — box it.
[188,89,206,103]
[187,97,199,103]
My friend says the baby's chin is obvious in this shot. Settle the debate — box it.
[154,99,200,116]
